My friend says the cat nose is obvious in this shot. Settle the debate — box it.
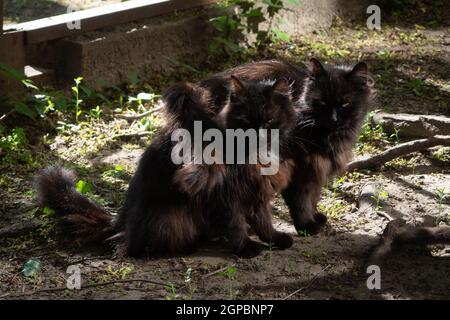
[331,110,338,123]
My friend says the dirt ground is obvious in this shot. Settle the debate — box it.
[0,4,449,299]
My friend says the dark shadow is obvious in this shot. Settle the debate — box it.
[3,0,68,24]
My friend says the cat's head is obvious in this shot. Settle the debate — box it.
[300,58,374,133]
[220,76,296,133]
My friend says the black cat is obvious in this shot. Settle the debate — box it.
[183,58,374,234]
[35,76,296,258]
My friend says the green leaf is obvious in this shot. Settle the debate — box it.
[287,0,302,5]
[15,102,35,119]
[79,84,94,97]
[75,180,92,194]
[213,37,241,53]
[209,16,229,32]
[0,63,26,81]
[74,77,83,85]
[273,29,290,42]
[227,266,237,275]
[42,207,55,217]
[115,165,123,172]
[243,8,263,18]
[21,79,39,90]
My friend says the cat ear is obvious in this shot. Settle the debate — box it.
[230,75,246,94]
[271,78,290,96]
[308,58,325,76]
[348,62,368,78]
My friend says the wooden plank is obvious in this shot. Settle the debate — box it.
[4,0,218,44]
[0,31,25,97]
[1,0,3,34]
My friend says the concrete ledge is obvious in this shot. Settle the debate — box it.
[21,0,374,90]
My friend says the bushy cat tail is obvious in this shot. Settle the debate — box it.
[35,166,115,244]
[163,82,216,128]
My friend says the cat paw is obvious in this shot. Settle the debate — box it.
[314,212,328,226]
[234,240,264,258]
[295,213,327,236]
[272,232,294,250]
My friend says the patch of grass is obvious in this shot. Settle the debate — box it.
[300,249,324,264]
[318,199,352,220]
[355,116,390,155]
[101,264,134,282]
[430,147,450,163]
[408,78,424,96]
[383,155,420,171]
[0,127,33,166]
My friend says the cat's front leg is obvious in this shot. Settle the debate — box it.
[249,204,293,250]
[227,213,264,258]
[282,167,327,235]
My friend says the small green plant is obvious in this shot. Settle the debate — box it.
[0,127,33,165]
[297,229,310,237]
[358,117,388,143]
[102,265,134,282]
[371,187,389,212]
[42,207,55,217]
[89,105,102,119]
[183,267,196,300]
[264,241,274,261]
[408,78,423,96]
[75,179,92,194]
[72,77,83,122]
[209,0,300,55]
[218,266,237,300]
[390,128,400,143]
[435,188,449,222]
[165,283,177,300]
[301,249,322,264]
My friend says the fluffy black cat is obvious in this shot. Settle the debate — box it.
[35,76,296,258]
[187,58,375,234]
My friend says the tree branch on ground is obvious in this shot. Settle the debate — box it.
[347,135,450,171]
[115,106,163,120]
[0,220,42,238]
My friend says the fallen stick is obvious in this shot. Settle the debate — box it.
[1,278,175,298]
[0,220,42,238]
[115,106,163,120]
[347,135,450,171]
[113,131,154,139]
[282,264,331,300]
